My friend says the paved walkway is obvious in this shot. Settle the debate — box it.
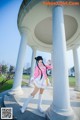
[0,86,80,120]
[3,94,46,120]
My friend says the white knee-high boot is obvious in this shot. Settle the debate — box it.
[20,95,33,113]
[37,94,44,113]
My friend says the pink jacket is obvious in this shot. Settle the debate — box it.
[34,65,52,79]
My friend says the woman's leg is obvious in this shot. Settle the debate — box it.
[21,85,39,113]
[40,88,44,94]
[37,88,44,113]
[31,84,39,97]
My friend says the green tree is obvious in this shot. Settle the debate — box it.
[0,65,2,75]
[9,65,14,74]
[1,65,8,74]
[0,65,14,88]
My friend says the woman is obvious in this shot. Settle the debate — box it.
[20,56,52,113]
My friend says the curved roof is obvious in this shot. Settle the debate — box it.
[17,0,80,52]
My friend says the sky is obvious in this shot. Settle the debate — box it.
[0,0,80,69]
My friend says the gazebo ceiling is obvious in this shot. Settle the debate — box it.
[34,15,78,45]
[18,0,80,51]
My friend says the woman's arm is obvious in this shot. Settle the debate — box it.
[46,60,53,70]
[46,65,53,70]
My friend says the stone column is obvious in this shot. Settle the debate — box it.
[46,6,74,120]
[51,51,53,87]
[73,47,80,91]
[10,28,27,95]
[29,47,36,84]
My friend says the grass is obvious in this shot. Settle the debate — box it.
[48,76,76,87]
[0,79,13,93]
[69,76,76,87]
[0,74,29,93]
[0,74,76,93]
[22,74,30,79]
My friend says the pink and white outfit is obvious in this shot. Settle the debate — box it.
[31,65,52,88]
[21,64,52,114]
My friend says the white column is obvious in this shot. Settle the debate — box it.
[30,48,36,77]
[46,6,73,120]
[51,51,53,86]
[29,47,36,84]
[73,47,80,91]
[10,28,27,95]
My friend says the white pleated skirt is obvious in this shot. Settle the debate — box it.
[33,76,51,89]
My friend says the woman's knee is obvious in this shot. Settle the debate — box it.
[31,91,36,97]
[40,88,44,94]
[31,93,35,97]
[31,87,39,96]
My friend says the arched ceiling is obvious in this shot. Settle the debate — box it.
[34,15,78,45]
[18,0,80,51]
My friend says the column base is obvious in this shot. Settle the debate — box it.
[45,111,78,120]
[74,86,80,92]
[45,105,77,120]
[8,87,24,95]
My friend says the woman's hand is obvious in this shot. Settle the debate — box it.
[30,77,34,83]
[47,60,51,65]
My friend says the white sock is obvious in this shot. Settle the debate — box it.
[37,94,44,113]
[21,95,33,113]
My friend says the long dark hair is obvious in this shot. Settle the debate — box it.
[35,56,47,80]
